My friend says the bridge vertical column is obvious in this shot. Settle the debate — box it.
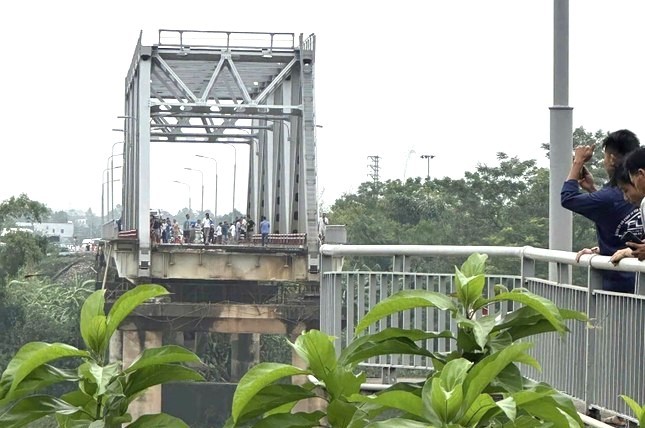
[136,47,152,277]
[299,35,320,273]
[230,333,260,381]
[123,329,162,419]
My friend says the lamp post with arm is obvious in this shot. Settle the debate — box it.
[184,167,204,213]
[106,152,123,221]
[225,143,237,222]
[195,155,218,220]
[420,154,435,180]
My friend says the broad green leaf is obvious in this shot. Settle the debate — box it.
[232,363,307,422]
[349,390,423,418]
[236,384,316,423]
[471,315,496,350]
[455,268,468,304]
[125,345,201,373]
[518,397,581,427]
[441,358,472,391]
[88,421,105,428]
[55,412,95,428]
[327,399,359,428]
[0,364,78,406]
[105,284,170,345]
[465,274,486,309]
[423,377,447,425]
[355,290,456,334]
[289,330,337,381]
[128,413,189,428]
[3,343,90,396]
[496,396,517,421]
[559,308,589,322]
[253,411,325,428]
[459,393,497,427]
[365,418,432,427]
[491,363,523,393]
[491,291,565,334]
[339,328,451,367]
[80,290,106,355]
[460,253,488,277]
[620,395,644,426]
[123,364,203,399]
[85,362,120,397]
[461,342,533,414]
[324,367,365,400]
[0,395,82,428]
[85,315,108,358]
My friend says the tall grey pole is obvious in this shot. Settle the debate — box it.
[549,0,573,278]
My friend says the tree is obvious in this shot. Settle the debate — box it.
[0,194,50,229]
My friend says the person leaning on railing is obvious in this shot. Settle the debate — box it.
[609,162,645,264]
[561,129,642,293]
[614,147,645,262]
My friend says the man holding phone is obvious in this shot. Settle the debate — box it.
[561,129,642,293]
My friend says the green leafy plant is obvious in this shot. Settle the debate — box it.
[0,284,204,427]
[620,395,645,427]
[226,253,587,427]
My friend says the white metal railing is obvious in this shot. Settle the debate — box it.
[319,244,645,420]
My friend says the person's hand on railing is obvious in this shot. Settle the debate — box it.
[626,241,645,261]
[575,246,599,262]
[610,247,633,265]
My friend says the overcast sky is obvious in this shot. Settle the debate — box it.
[1,1,644,216]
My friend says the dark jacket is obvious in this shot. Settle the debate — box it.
[561,179,642,292]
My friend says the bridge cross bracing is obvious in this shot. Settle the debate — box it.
[119,30,320,277]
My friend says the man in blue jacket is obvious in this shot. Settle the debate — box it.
[561,129,641,293]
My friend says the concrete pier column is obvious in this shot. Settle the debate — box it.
[230,333,260,381]
[108,329,123,364]
[123,330,163,420]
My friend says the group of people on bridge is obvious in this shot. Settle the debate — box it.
[562,128,645,293]
[150,213,267,246]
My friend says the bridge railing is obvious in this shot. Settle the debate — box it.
[319,244,645,420]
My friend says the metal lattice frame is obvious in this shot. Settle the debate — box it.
[121,30,320,275]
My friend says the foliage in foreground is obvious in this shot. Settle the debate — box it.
[0,284,204,427]
[227,253,588,427]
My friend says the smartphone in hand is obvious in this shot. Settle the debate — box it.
[621,231,643,244]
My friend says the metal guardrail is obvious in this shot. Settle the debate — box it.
[319,245,645,420]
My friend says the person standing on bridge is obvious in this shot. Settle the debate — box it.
[561,129,642,293]
[260,216,270,246]
[182,213,191,244]
[202,213,212,245]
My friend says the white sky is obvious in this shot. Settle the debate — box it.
[1,1,644,215]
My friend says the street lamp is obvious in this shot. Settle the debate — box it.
[184,167,204,213]
[224,143,237,222]
[102,166,122,224]
[195,155,218,220]
[173,180,191,211]
[106,153,123,222]
[110,142,123,220]
[420,154,435,180]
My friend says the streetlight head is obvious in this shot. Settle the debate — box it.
[184,167,192,171]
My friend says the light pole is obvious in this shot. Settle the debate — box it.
[110,142,123,220]
[184,167,204,213]
[173,180,191,211]
[225,143,237,222]
[195,155,218,220]
[106,153,123,221]
[102,166,122,225]
[420,154,435,180]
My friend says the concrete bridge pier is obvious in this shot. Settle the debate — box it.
[108,328,163,421]
[230,333,260,381]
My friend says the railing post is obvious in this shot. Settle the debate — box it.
[585,255,602,412]
[320,250,343,354]
[520,249,535,287]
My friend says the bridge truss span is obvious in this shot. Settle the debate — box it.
[118,30,321,278]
